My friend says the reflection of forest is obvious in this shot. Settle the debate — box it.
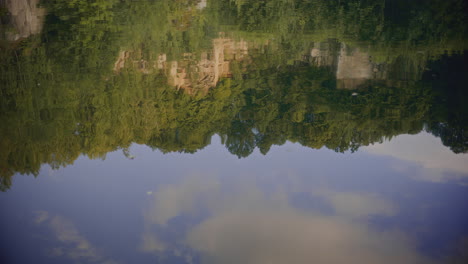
[0,0,467,190]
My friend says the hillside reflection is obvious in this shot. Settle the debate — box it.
[1,0,467,191]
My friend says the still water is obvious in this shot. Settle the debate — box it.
[1,0,468,263]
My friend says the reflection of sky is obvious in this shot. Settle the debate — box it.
[363,132,468,184]
[1,134,468,263]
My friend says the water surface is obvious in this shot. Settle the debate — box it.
[1,0,468,263]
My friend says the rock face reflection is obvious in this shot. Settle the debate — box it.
[167,38,248,94]
[114,37,249,95]
[336,45,374,89]
[310,41,375,89]
[116,38,428,93]
[1,0,45,41]
[309,41,426,89]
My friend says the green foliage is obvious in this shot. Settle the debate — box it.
[1,0,467,190]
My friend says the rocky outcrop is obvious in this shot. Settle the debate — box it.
[114,37,249,95]
[310,42,385,89]
[336,44,374,90]
[309,41,428,89]
[310,41,340,68]
[1,0,45,41]
[167,38,248,94]
[196,0,207,10]
[113,51,130,72]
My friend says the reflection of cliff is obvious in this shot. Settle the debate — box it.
[336,44,374,90]
[1,0,45,41]
[114,38,249,94]
[115,37,428,92]
[196,0,207,10]
[310,41,424,89]
[168,38,248,94]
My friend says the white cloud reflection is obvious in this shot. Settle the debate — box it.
[140,233,166,252]
[33,211,118,264]
[187,206,427,264]
[141,175,435,264]
[139,174,221,255]
[314,189,397,218]
[363,132,468,183]
[144,174,220,226]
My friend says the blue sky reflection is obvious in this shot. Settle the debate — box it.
[1,133,467,263]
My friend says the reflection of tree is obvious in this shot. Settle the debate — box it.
[226,120,256,158]
[1,0,467,190]
[429,123,467,154]
[424,53,468,154]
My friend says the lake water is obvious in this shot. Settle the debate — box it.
[1,0,468,263]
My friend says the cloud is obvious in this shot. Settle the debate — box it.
[139,233,166,252]
[186,194,431,264]
[139,174,221,254]
[363,132,468,183]
[314,189,397,218]
[145,175,220,226]
[139,175,434,264]
[34,210,50,224]
[34,211,118,264]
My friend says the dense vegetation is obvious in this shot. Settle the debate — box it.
[0,0,467,190]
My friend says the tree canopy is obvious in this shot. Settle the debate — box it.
[0,0,467,190]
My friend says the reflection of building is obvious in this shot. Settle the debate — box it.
[114,38,249,95]
[1,0,45,41]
